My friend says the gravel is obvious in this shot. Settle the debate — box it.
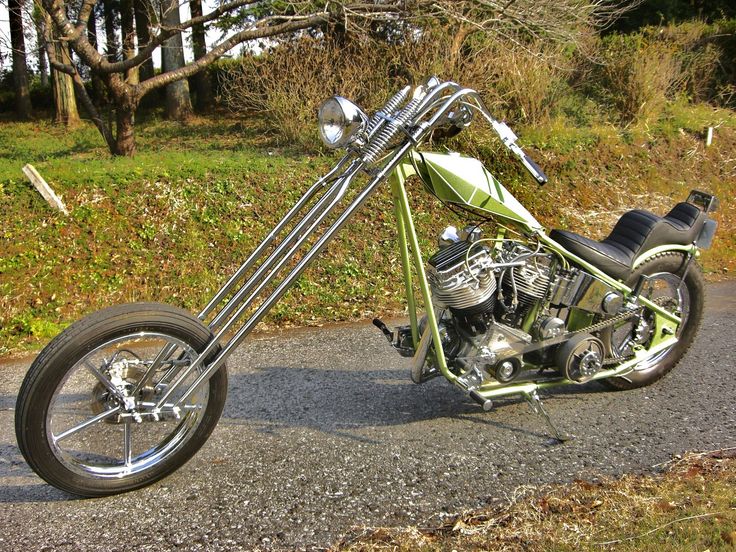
[0,282,734,551]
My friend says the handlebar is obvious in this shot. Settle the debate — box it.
[364,78,549,185]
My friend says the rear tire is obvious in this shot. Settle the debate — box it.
[15,303,228,497]
[601,252,704,390]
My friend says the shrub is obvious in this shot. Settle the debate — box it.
[601,34,684,123]
[220,32,576,147]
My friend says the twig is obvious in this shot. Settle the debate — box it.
[652,446,736,469]
[594,512,725,546]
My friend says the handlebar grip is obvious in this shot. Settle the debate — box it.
[522,153,548,185]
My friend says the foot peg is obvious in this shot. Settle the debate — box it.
[469,390,493,411]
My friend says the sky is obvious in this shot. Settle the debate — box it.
[0,0,235,73]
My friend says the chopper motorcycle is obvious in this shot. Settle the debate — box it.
[15,77,718,497]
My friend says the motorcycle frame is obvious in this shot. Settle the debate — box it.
[146,83,692,413]
[389,156,687,402]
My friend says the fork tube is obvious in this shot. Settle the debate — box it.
[168,143,421,407]
[198,155,352,321]
[205,167,359,334]
[208,163,361,330]
[133,157,353,396]
[154,168,360,410]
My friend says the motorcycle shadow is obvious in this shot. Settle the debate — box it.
[221,365,608,441]
[0,444,74,503]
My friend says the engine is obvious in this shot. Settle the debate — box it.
[426,233,553,329]
[423,226,622,384]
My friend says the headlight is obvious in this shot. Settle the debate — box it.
[318,96,367,149]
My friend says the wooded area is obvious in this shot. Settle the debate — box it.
[2,0,733,155]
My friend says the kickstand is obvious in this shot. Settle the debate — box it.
[523,390,572,443]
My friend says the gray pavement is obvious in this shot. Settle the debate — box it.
[0,282,734,551]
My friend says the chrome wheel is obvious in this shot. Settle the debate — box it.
[609,272,689,374]
[46,332,210,479]
[601,252,704,390]
[16,303,228,496]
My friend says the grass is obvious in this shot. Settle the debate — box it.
[1,106,735,354]
[336,449,736,551]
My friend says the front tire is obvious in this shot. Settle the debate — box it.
[601,252,704,390]
[15,303,228,497]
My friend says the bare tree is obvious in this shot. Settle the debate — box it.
[102,0,119,61]
[9,0,33,119]
[32,3,50,86]
[133,0,155,81]
[38,0,636,156]
[189,0,213,112]
[46,11,81,125]
[120,0,137,84]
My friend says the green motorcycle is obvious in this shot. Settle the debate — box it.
[15,78,718,497]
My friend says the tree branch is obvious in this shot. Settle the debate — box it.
[74,0,97,35]
[135,12,329,96]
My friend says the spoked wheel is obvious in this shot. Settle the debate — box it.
[15,303,228,497]
[601,252,704,390]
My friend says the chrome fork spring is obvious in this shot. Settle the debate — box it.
[365,85,411,136]
[362,96,422,164]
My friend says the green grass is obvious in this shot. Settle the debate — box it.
[1,106,735,353]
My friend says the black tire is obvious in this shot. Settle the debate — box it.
[15,302,228,497]
[601,252,704,390]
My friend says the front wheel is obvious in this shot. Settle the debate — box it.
[15,303,228,497]
[600,252,705,390]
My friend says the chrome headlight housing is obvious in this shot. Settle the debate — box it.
[318,96,367,149]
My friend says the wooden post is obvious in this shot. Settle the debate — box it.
[22,164,70,215]
[706,127,714,147]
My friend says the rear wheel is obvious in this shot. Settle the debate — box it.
[600,252,704,390]
[15,303,228,497]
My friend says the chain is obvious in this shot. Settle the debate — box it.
[571,309,638,336]
[570,309,640,366]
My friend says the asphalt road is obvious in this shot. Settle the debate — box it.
[1,282,734,551]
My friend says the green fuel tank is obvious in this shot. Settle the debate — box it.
[413,151,543,231]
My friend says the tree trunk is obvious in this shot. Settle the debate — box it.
[45,11,80,126]
[103,0,120,62]
[133,0,155,81]
[87,6,106,104]
[33,8,49,87]
[189,0,213,112]
[161,0,192,120]
[120,0,138,84]
[114,106,136,155]
[9,0,33,119]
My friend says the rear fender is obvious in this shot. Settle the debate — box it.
[632,244,698,270]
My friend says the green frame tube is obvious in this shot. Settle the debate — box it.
[389,164,456,383]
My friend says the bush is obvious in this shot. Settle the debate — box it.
[220,33,576,147]
[600,34,683,123]
[597,20,736,122]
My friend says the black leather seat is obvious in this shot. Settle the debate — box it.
[549,202,706,280]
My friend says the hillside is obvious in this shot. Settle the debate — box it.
[1,106,734,354]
